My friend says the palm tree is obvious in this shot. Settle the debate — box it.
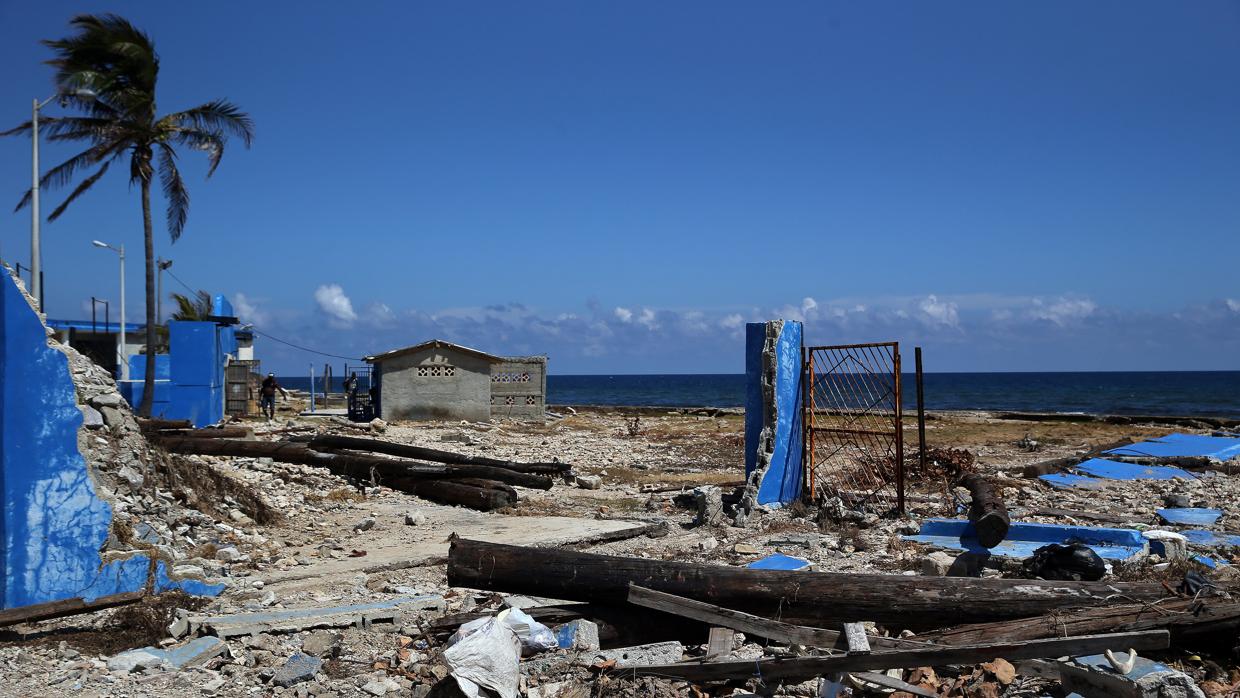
[2,14,253,415]
[170,290,214,321]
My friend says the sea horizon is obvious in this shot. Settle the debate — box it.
[278,370,1240,418]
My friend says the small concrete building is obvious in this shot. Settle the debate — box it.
[365,339,547,422]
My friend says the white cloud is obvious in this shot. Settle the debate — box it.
[1029,297,1096,326]
[720,313,744,330]
[918,294,960,328]
[801,297,818,316]
[636,308,658,329]
[314,284,357,326]
[613,307,633,323]
[1227,299,1240,313]
[232,292,268,326]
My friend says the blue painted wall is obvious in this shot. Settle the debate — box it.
[122,314,238,427]
[744,321,804,505]
[0,272,221,608]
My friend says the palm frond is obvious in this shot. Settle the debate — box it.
[48,161,112,221]
[170,290,212,321]
[171,128,225,176]
[12,140,122,211]
[157,143,189,241]
[165,100,254,147]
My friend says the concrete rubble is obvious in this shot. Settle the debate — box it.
[0,331,1237,697]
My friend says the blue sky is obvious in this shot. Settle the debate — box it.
[1,2,1238,373]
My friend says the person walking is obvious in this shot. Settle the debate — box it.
[260,372,289,421]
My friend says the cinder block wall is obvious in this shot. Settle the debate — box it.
[489,358,547,419]
[375,346,492,421]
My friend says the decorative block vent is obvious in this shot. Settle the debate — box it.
[417,365,455,378]
[492,371,531,383]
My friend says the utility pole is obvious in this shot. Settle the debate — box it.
[157,257,173,323]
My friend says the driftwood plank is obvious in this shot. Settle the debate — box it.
[0,591,144,628]
[626,630,1170,682]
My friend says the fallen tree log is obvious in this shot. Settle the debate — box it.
[308,434,571,474]
[960,474,1009,548]
[153,438,553,490]
[138,418,194,431]
[156,426,253,439]
[388,478,516,511]
[625,630,1169,683]
[918,598,1240,647]
[446,539,1174,629]
[1021,439,1133,477]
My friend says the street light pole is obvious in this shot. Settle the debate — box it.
[31,98,43,307]
[93,240,127,381]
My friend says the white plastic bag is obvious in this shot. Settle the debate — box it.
[499,607,559,655]
[443,618,521,698]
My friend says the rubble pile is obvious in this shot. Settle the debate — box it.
[2,385,1239,696]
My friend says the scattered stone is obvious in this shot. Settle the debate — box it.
[369,418,387,433]
[1163,493,1192,508]
[79,404,104,428]
[272,653,322,687]
[215,546,243,562]
[301,631,342,658]
[405,512,427,526]
[99,405,125,428]
[698,537,719,552]
[575,475,602,490]
[107,648,168,673]
[353,517,376,532]
[733,543,761,555]
[921,551,955,576]
[89,391,124,408]
[362,677,400,695]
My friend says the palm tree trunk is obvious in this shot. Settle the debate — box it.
[138,177,156,417]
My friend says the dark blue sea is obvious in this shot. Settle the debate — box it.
[277,372,1240,418]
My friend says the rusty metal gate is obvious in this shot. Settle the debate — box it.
[803,342,905,513]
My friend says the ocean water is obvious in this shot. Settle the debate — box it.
[276,371,1240,417]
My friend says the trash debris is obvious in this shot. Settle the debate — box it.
[443,616,522,698]
[1023,543,1107,581]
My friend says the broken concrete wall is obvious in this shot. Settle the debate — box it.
[0,270,220,609]
[741,320,803,513]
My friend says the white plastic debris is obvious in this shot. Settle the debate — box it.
[449,608,557,656]
[443,617,521,698]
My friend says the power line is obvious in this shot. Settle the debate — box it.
[248,327,364,361]
[162,268,363,361]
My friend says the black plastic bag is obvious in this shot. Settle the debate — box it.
[1022,543,1106,581]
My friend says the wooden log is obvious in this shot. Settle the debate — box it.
[960,474,1009,548]
[153,438,553,490]
[0,591,144,628]
[1021,439,1133,478]
[625,631,1170,683]
[626,584,925,650]
[1020,507,1135,526]
[309,434,572,474]
[918,598,1240,647]
[158,426,253,439]
[446,539,1174,629]
[390,478,516,511]
[138,418,194,431]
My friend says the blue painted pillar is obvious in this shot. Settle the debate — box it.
[743,320,804,506]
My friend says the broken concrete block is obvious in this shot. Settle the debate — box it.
[272,652,322,687]
[107,648,168,673]
[575,475,602,490]
[160,636,228,669]
[1059,652,1205,698]
[362,677,401,695]
[693,486,724,527]
[588,641,683,668]
[189,595,445,638]
[554,619,600,651]
[921,551,955,576]
[1143,530,1188,561]
[301,630,342,658]
[215,546,243,562]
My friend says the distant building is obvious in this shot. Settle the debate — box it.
[365,339,547,422]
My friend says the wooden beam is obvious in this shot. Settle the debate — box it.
[624,631,1170,682]
[449,539,1175,629]
[0,591,144,628]
[308,434,572,474]
[960,474,1010,548]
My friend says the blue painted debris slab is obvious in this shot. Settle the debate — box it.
[1180,529,1240,548]
[747,553,811,571]
[904,519,1147,560]
[1060,652,1201,698]
[1105,433,1240,461]
[1192,555,1231,569]
[1156,508,1222,526]
[1073,458,1197,481]
[1039,473,1109,490]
